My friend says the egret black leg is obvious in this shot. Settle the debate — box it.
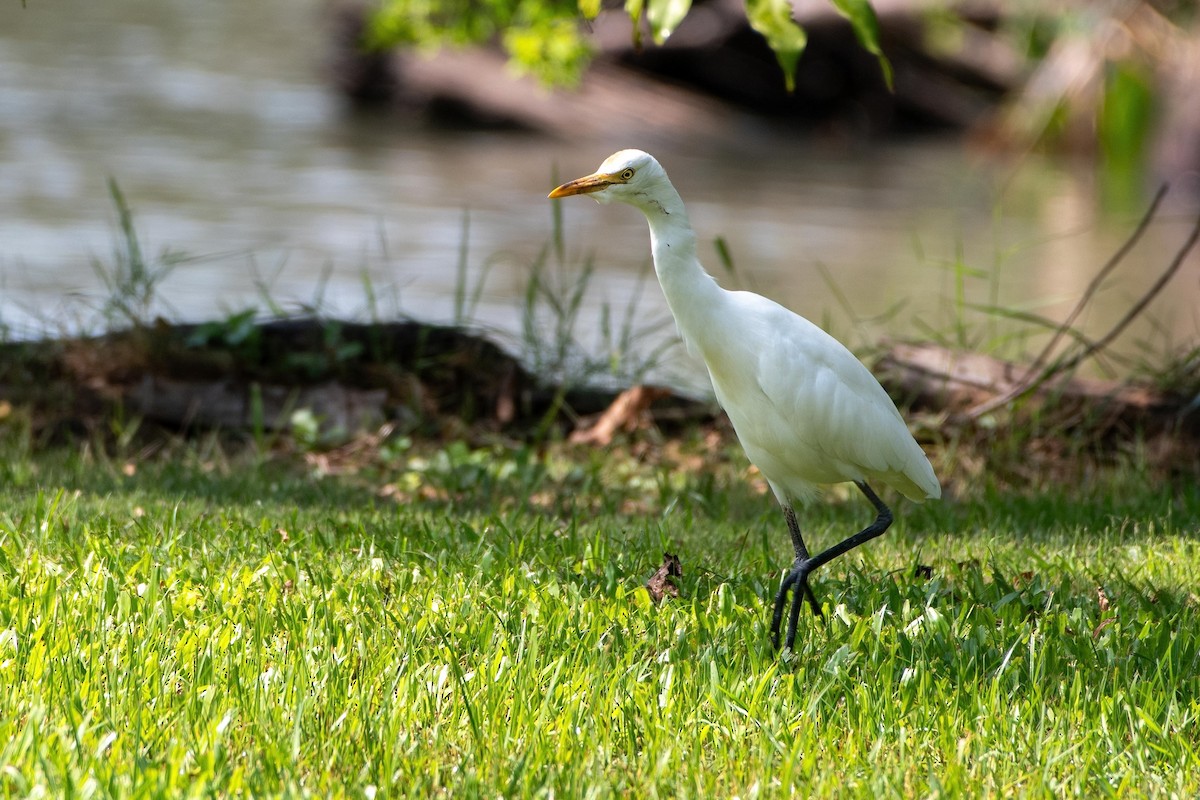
[786,505,822,616]
[772,482,894,651]
[770,505,822,649]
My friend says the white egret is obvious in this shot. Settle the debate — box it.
[549,150,941,651]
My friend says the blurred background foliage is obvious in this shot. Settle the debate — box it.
[365,0,1200,194]
[369,0,888,90]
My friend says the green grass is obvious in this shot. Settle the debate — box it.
[0,429,1197,798]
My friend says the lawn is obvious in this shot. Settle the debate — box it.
[0,429,1197,798]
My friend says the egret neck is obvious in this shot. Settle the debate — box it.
[634,180,725,360]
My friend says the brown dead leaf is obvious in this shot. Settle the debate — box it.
[646,552,683,604]
[419,484,449,502]
[620,497,654,516]
[570,386,670,446]
[1092,616,1116,639]
[494,364,516,425]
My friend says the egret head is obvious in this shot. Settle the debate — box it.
[548,149,670,211]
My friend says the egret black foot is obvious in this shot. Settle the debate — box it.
[770,559,822,650]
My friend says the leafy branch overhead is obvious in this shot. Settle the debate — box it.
[369,0,891,90]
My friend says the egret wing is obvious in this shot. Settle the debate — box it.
[745,297,939,501]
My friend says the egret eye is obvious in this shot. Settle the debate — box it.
[620,168,635,181]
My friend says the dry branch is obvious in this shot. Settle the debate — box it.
[963,190,1200,420]
[878,341,1178,425]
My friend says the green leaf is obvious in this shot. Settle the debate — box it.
[745,0,807,92]
[1099,59,1154,166]
[503,18,592,87]
[712,236,737,277]
[647,0,692,44]
[579,0,602,19]
[625,0,645,49]
[828,0,893,89]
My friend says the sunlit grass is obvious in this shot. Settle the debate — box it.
[1,175,1197,797]
[0,435,1196,798]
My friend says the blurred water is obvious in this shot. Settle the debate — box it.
[2,0,1197,390]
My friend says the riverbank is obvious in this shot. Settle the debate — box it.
[2,310,1197,496]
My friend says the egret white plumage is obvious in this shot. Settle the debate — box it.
[549,150,941,651]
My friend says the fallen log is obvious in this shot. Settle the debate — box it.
[394,47,744,143]
[128,375,388,435]
[0,319,715,442]
[875,340,1195,436]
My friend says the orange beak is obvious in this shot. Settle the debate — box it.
[548,172,615,199]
